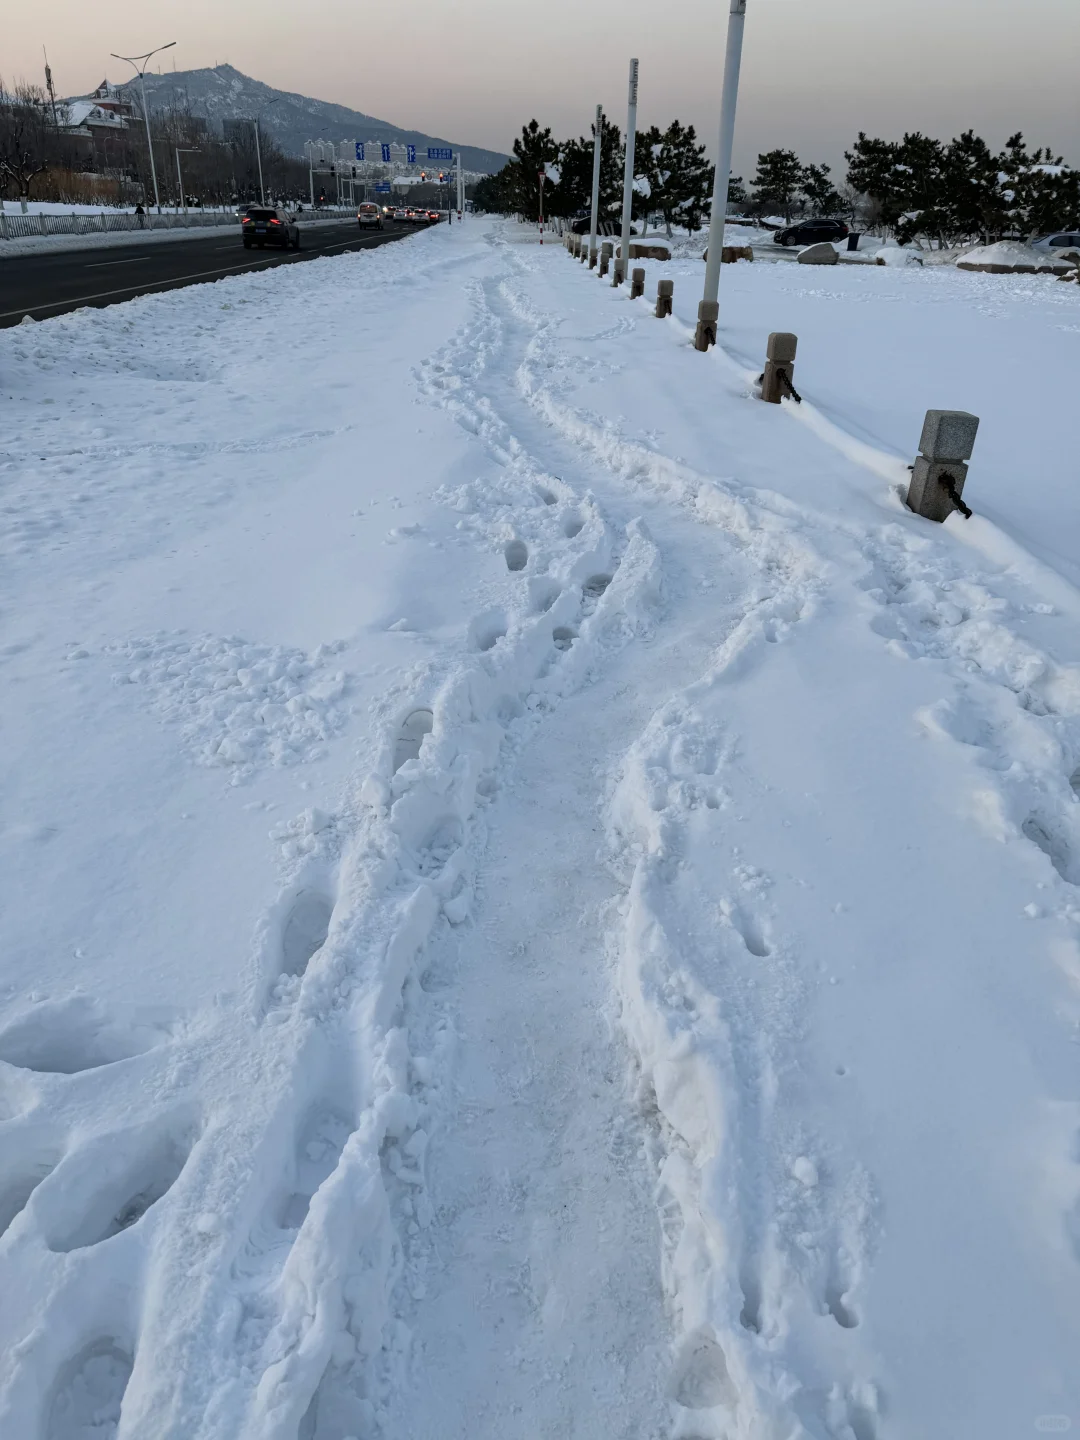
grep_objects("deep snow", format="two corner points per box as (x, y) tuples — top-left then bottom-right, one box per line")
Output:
(1, 215), (1078, 1440)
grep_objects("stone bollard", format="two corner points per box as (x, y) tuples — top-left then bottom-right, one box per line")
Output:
(906, 410), (980, 522)
(580, 241), (588, 263)
(693, 300), (719, 351)
(655, 278), (673, 318)
(599, 241), (612, 278)
(630, 267), (645, 298)
(612, 258), (625, 287)
(761, 333), (799, 404)
(589, 245), (598, 270)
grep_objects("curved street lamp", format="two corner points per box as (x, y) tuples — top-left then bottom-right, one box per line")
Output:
(111, 41), (176, 214)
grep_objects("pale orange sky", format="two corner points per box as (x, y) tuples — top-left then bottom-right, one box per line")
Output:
(10, 0), (1080, 172)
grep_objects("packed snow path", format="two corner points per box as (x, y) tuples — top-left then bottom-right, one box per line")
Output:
(1, 219), (1078, 1439)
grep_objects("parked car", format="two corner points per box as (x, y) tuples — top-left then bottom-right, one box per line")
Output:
(774, 218), (849, 247)
(1031, 230), (1080, 253)
(241, 207), (300, 250)
(358, 202), (383, 229)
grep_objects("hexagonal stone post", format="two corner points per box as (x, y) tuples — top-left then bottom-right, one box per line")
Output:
(630, 267), (645, 298)
(655, 279), (674, 317)
(599, 241), (612, 278)
(693, 300), (719, 351)
(761, 332), (798, 404)
(589, 245), (598, 269)
(906, 410), (980, 522)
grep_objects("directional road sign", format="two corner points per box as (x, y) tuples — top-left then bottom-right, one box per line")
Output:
(407, 145), (416, 164)
(354, 142), (365, 161)
(381, 143), (391, 162)
(427, 147), (453, 161)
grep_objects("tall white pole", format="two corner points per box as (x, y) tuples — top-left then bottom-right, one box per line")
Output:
(588, 102), (603, 263)
(138, 72), (161, 213)
(616, 59), (639, 286)
(255, 122), (265, 206)
(696, 0), (748, 349)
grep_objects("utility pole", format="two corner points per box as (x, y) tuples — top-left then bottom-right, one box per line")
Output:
(176, 147), (198, 214)
(695, 0), (748, 350)
(588, 103), (603, 265)
(539, 169), (545, 242)
(616, 59), (639, 285)
(112, 41), (176, 213)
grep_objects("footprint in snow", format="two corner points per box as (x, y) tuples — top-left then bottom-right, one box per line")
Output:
(504, 538), (528, 573)
(281, 891), (334, 977)
(46, 1340), (133, 1440)
(393, 708), (433, 773)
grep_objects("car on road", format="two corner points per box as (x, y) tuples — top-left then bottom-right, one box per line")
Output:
(774, 218), (849, 247)
(392, 207), (409, 222)
(426, 211), (441, 223)
(1031, 230), (1080, 253)
(357, 202), (383, 229)
(241, 207), (300, 250)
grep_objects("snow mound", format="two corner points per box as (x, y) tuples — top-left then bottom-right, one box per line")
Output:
(875, 245), (924, 267)
(957, 241), (1073, 274)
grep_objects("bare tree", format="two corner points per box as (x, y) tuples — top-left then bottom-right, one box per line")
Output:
(0, 80), (51, 207)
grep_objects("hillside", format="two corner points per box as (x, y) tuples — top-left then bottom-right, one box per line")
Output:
(115, 64), (507, 173)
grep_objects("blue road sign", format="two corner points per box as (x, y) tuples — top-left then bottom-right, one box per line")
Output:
(381, 143), (391, 163)
(354, 142), (365, 161)
(407, 145), (416, 164)
(427, 147), (453, 161)
(374, 182), (392, 193)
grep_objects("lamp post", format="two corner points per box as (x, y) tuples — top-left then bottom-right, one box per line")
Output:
(695, 0), (748, 351)
(111, 41), (175, 214)
(175, 147), (199, 214)
(253, 98), (280, 207)
(616, 59), (639, 285)
(588, 103), (603, 265)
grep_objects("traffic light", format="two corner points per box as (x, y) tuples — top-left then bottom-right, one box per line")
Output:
(438, 172), (444, 183)
(420, 170), (426, 180)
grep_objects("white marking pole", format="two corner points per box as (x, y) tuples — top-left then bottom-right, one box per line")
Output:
(697, 0), (747, 347)
(617, 59), (639, 285)
(588, 102), (603, 261)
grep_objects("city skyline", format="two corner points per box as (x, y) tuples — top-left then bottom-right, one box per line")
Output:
(8, 0), (1080, 175)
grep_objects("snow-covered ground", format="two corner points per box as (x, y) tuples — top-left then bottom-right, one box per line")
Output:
(1, 216), (1079, 1440)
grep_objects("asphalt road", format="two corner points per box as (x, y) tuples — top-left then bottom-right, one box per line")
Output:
(0, 218), (419, 328)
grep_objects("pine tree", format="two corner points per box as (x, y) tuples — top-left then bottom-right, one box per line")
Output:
(800, 163), (841, 218)
(751, 150), (805, 220)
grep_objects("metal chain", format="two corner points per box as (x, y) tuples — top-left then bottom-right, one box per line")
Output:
(940, 472), (972, 519)
(777, 368), (803, 404)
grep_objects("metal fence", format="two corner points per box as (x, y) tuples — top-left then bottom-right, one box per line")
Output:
(0, 206), (356, 242)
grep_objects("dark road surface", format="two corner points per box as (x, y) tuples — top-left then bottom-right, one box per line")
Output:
(0, 219), (418, 328)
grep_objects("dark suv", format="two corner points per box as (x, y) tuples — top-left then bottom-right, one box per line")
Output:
(241, 207), (301, 250)
(774, 218), (849, 247)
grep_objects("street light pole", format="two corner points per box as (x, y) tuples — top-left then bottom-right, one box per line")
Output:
(175, 147), (199, 214)
(695, 0), (748, 351)
(588, 103), (603, 264)
(616, 59), (639, 286)
(111, 41), (175, 214)
(254, 98), (280, 207)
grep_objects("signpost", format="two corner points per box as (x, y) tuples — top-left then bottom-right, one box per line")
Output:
(427, 147), (453, 162)
(354, 142), (365, 162)
(407, 144), (416, 164)
(375, 182), (391, 193)
(381, 143), (391, 163)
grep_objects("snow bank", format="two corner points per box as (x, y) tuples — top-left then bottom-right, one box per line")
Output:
(957, 240), (1073, 273)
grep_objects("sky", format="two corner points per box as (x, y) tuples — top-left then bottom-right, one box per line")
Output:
(10, 0), (1080, 175)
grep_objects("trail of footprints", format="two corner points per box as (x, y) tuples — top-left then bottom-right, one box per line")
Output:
(1, 306), (642, 1437)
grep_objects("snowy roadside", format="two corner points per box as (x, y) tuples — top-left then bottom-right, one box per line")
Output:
(1, 211), (1078, 1440)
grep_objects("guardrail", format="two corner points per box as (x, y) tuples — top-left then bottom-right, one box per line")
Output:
(0, 206), (356, 241)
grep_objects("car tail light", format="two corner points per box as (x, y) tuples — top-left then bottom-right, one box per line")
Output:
(242, 216), (252, 225)
(269, 218), (281, 226)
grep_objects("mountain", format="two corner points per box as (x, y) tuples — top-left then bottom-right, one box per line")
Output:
(115, 64), (507, 174)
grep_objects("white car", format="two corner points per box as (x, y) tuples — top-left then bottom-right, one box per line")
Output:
(1031, 230), (1080, 253)
(357, 202), (383, 229)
